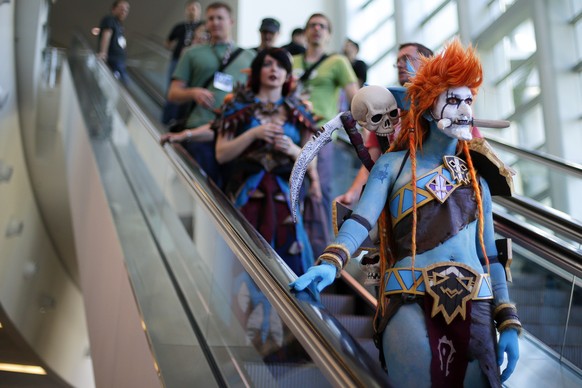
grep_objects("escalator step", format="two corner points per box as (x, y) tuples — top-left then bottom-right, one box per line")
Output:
(526, 323), (582, 345)
(509, 287), (571, 307)
(562, 345), (582, 369)
(334, 314), (374, 338)
(510, 272), (547, 289)
(243, 362), (331, 387)
(570, 306), (582, 324)
(321, 293), (355, 315)
(518, 305), (569, 325)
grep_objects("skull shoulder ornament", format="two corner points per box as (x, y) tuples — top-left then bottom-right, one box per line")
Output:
(351, 85), (398, 137)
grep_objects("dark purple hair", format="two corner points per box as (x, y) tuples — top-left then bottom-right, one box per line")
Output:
(250, 47), (293, 96)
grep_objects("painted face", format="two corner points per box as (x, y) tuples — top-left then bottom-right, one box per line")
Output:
(260, 55), (288, 89)
(396, 45), (421, 86)
(431, 86), (474, 141)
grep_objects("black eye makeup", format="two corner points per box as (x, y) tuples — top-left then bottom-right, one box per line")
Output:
(445, 93), (472, 107)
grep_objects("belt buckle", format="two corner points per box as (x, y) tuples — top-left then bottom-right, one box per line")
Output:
(423, 262), (480, 324)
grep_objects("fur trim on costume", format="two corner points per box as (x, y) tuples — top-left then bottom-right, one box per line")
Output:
(214, 85), (318, 137)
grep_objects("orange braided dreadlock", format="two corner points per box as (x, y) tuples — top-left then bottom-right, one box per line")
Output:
(463, 141), (490, 274)
(376, 39), (487, 321)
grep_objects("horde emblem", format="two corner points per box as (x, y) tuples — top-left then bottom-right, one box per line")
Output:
(426, 173), (455, 203)
(438, 335), (456, 376)
(423, 263), (479, 325)
(444, 155), (470, 185)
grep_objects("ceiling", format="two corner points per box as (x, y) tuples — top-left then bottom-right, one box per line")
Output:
(47, 0), (215, 48)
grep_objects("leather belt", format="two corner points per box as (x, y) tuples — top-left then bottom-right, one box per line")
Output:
(384, 264), (493, 300)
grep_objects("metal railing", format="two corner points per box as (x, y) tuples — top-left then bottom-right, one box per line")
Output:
(70, 32), (392, 387)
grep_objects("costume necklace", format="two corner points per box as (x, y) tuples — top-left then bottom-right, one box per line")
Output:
(257, 100), (280, 115)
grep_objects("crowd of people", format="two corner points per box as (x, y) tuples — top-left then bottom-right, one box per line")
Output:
(97, 1), (521, 385)
(154, 5), (364, 261)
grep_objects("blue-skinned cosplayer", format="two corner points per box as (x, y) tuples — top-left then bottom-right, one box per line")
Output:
(290, 39), (521, 387)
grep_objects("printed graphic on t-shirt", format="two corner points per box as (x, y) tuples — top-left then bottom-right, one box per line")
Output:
(118, 36), (126, 49)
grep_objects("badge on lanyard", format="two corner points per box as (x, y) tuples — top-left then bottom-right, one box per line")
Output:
(214, 71), (233, 92)
(118, 36), (127, 49)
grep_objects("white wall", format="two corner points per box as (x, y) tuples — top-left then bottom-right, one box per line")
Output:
(1, 1), (94, 387)
(46, 0), (349, 53)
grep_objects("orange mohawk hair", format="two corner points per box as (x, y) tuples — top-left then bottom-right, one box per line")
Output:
(394, 38), (483, 151)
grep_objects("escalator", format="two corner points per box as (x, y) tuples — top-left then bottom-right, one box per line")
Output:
(67, 34), (582, 386)
(65, 35), (391, 387)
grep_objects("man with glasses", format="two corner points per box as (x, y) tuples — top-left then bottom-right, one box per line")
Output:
(292, 13), (359, 254)
(395, 43), (433, 87)
(336, 42), (433, 207)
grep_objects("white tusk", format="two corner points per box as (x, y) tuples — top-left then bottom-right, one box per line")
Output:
(437, 118), (452, 129)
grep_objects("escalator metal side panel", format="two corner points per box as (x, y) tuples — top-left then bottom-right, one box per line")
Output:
(68, 35), (393, 387)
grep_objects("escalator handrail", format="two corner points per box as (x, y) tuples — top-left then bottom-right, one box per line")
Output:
(164, 143), (392, 387)
(73, 33), (392, 387)
(493, 194), (582, 243)
(493, 209), (582, 278)
(66, 46), (230, 385)
(486, 136), (582, 178)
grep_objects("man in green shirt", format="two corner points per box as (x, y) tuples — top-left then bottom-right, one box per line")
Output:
(292, 13), (359, 253)
(168, 2), (255, 183)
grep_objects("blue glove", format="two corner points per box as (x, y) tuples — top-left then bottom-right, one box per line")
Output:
(497, 328), (519, 382)
(289, 263), (337, 292)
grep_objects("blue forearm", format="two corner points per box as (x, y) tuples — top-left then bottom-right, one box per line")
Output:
(336, 218), (370, 254)
(488, 262), (511, 305)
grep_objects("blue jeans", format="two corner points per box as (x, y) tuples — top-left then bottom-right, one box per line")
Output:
(182, 140), (222, 187)
(107, 58), (129, 85)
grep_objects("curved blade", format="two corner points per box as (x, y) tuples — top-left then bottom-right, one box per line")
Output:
(290, 113), (344, 223)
